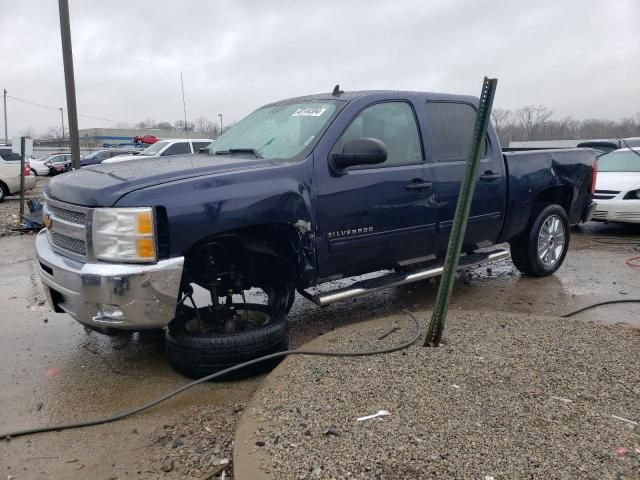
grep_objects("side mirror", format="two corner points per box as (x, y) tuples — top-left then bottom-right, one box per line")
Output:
(198, 147), (209, 154)
(331, 138), (387, 172)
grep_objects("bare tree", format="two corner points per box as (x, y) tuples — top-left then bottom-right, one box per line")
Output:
(43, 126), (63, 139)
(155, 121), (174, 131)
(493, 105), (639, 145)
(136, 118), (157, 129)
(491, 108), (512, 144)
(514, 105), (553, 140)
(20, 126), (36, 137)
(174, 120), (195, 132)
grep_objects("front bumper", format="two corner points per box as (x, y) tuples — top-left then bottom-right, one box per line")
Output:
(592, 199), (640, 224)
(35, 230), (184, 330)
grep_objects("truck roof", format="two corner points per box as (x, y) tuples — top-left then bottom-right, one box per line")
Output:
(269, 90), (479, 106)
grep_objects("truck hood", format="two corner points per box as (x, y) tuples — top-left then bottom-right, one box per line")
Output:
(596, 171), (640, 192)
(46, 154), (273, 206)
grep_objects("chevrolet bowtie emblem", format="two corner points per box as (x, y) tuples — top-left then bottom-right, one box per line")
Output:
(43, 213), (53, 230)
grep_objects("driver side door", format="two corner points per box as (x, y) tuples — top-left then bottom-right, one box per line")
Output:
(314, 101), (437, 280)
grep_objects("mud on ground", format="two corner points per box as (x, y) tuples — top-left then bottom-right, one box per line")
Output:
(0, 214), (639, 478)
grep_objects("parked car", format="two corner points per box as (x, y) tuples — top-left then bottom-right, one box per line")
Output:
(29, 153), (70, 176)
(133, 134), (160, 145)
(102, 139), (212, 164)
(36, 90), (596, 378)
(81, 149), (132, 167)
(0, 154), (35, 202)
(577, 138), (640, 157)
(592, 147), (640, 223)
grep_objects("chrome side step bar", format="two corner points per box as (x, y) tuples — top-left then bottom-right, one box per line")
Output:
(302, 248), (510, 307)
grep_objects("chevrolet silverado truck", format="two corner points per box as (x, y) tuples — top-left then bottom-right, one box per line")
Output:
(35, 90), (597, 378)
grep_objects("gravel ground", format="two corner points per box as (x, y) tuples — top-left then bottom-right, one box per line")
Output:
(149, 400), (245, 478)
(244, 311), (640, 479)
(0, 176), (48, 236)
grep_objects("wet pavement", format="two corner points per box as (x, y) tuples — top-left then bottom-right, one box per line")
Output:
(0, 222), (639, 478)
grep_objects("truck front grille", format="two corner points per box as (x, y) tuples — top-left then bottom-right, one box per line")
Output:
(45, 197), (89, 259)
(50, 231), (88, 256)
(47, 203), (86, 225)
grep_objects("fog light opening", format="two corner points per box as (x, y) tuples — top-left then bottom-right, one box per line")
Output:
(95, 304), (125, 322)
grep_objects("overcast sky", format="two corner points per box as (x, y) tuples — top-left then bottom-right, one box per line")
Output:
(1, 0), (639, 137)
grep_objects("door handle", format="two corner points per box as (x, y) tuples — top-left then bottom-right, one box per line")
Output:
(479, 171), (500, 181)
(405, 180), (433, 191)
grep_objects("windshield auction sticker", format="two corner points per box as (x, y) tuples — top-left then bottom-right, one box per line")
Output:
(292, 107), (327, 117)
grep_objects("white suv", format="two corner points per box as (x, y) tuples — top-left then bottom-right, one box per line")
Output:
(102, 139), (212, 164)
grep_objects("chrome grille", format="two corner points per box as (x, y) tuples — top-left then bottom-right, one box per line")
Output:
(47, 204), (86, 224)
(50, 231), (87, 256)
(45, 197), (89, 259)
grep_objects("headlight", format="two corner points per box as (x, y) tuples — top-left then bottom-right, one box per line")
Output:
(92, 207), (156, 262)
(623, 190), (640, 200)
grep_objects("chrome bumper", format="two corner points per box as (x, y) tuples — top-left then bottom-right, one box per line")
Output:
(35, 230), (184, 330)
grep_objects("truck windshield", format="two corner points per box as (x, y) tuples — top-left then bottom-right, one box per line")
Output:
(598, 149), (640, 172)
(140, 141), (169, 156)
(209, 101), (341, 162)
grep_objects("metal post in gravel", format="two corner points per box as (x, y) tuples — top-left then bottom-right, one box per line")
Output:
(424, 77), (498, 347)
(19, 136), (25, 217)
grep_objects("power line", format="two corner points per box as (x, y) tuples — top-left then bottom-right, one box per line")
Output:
(6, 94), (133, 126)
(7, 95), (59, 112)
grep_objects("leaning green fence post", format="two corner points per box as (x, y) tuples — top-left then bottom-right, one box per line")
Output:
(424, 77), (498, 347)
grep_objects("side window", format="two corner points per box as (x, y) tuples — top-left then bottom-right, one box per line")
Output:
(162, 142), (191, 156)
(337, 102), (423, 167)
(192, 141), (211, 152)
(425, 102), (487, 162)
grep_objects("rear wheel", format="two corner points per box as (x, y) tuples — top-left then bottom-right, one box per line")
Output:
(31, 169), (38, 177)
(0, 182), (8, 203)
(510, 204), (570, 276)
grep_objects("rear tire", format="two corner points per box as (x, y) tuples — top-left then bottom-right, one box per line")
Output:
(510, 204), (570, 277)
(165, 305), (289, 380)
(0, 182), (8, 203)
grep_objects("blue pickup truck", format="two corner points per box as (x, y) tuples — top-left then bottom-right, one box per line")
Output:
(36, 90), (596, 378)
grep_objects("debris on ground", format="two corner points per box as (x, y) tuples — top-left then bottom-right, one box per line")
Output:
(356, 409), (390, 422)
(0, 177), (47, 237)
(150, 402), (243, 478)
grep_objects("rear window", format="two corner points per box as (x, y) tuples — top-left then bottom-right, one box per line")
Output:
(0, 149), (21, 161)
(425, 102), (487, 161)
(192, 141), (211, 152)
(598, 150), (640, 172)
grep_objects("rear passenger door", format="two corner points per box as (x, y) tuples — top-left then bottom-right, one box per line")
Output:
(424, 101), (506, 256)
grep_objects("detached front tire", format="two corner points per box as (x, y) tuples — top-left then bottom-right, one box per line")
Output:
(510, 204), (570, 277)
(165, 304), (289, 380)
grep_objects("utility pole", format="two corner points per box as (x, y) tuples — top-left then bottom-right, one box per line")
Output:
(218, 113), (223, 136)
(3, 89), (7, 145)
(59, 107), (65, 140)
(58, 0), (81, 169)
(180, 72), (187, 131)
